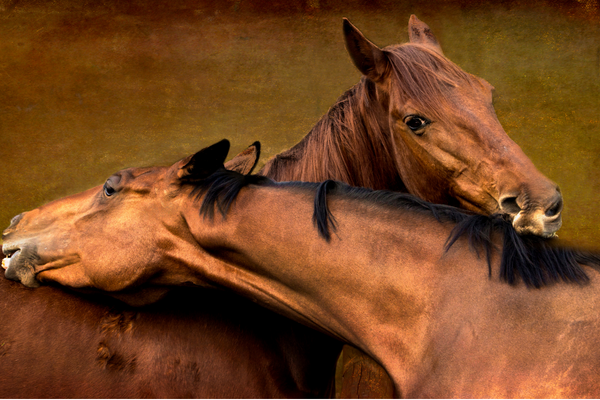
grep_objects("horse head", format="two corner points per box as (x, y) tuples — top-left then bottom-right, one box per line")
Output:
(343, 16), (562, 238)
(1, 141), (259, 294)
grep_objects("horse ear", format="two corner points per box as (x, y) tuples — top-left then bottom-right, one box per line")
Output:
(223, 141), (261, 174)
(408, 15), (444, 56)
(176, 139), (231, 180)
(343, 18), (388, 83)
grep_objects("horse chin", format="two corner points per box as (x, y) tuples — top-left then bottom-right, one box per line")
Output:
(512, 210), (562, 238)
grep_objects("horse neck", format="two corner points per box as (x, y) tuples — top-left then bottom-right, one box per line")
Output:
(182, 184), (454, 372)
(259, 78), (405, 191)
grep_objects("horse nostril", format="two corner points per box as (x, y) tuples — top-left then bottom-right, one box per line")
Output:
(499, 196), (521, 215)
(9, 213), (24, 228)
(545, 198), (563, 218)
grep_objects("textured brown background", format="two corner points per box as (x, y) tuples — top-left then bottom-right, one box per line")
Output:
(0, 1), (598, 396)
(0, 0), (598, 247)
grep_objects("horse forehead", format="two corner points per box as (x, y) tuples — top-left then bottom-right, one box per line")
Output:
(436, 78), (495, 122)
(119, 166), (167, 188)
(385, 45), (493, 111)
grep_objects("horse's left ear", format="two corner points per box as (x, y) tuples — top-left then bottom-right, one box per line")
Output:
(343, 18), (389, 83)
(408, 15), (444, 56)
(224, 141), (261, 174)
(176, 139), (231, 180)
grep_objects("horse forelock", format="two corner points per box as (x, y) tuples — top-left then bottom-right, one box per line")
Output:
(385, 44), (479, 120)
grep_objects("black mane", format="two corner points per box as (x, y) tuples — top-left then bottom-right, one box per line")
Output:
(314, 179), (597, 288)
(192, 169), (599, 288)
(189, 167), (272, 220)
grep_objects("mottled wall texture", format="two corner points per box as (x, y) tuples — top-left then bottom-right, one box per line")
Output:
(1, 0), (598, 252)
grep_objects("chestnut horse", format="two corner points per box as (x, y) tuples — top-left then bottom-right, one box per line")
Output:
(2, 15), (564, 397)
(3, 140), (599, 398)
(1, 143), (339, 399)
(261, 16), (562, 238)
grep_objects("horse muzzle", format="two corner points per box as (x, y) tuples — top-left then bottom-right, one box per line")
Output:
(498, 184), (563, 238)
(2, 245), (40, 288)
(2, 249), (20, 270)
(512, 208), (562, 238)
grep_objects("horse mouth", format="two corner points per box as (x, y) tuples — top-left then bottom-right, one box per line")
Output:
(2, 248), (20, 271)
(1, 246), (41, 288)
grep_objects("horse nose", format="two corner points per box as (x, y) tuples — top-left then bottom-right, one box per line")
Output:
(544, 195), (563, 218)
(2, 213), (26, 240)
(9, 213), (25, 228)
(499, 187), (563, 238)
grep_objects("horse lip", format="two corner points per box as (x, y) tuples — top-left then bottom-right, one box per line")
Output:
(2, 240), (22, 256)
(2, 249), (20, 270)
(512, 211), (561, 238)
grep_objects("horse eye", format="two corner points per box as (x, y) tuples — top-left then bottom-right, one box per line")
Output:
(103, 183), (116, 197)
(404, 116), (429, 133)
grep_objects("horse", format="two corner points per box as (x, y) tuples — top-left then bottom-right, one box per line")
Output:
(260, 16), (562, 239)
(0, 144), (341, 399)
(4, 140), (599, 398)
(2, 15), (564, 397)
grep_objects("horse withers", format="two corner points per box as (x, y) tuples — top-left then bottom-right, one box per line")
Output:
(3, 140), (599, 398)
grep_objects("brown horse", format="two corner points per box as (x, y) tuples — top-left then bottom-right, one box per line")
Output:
(261, 16), (562, 238)
(1, 15), (565, 397)
(4, 140), (599, 398)
(1, 144), (342, 398)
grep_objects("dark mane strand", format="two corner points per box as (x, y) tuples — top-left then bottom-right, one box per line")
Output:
(330, 183), (473, 224)
(313, 179), (472, 241)
(313, 180), (339, 242)
(446, 215), (595, 288)
(187, 168), (272, 220)
(444, 214), (497, 278)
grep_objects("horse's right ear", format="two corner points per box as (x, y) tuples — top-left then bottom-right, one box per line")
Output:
(224, 141), (261, 174)
(343, 18), (388, 83)
(176, 139), (231, 181)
